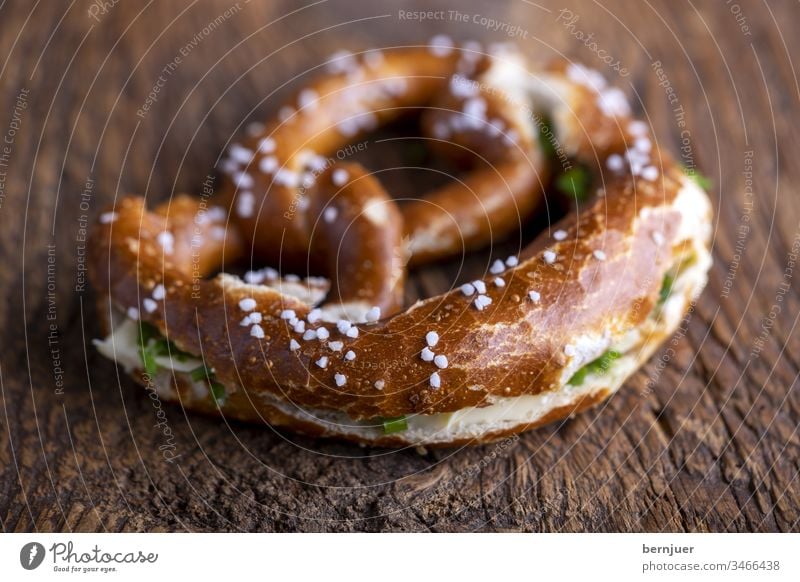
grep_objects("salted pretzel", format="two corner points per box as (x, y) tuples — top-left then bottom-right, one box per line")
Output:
(217, 44), (544, 321)
(91, 39), (712, 446)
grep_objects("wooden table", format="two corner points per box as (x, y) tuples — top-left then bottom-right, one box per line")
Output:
(2, 0), (798, 532)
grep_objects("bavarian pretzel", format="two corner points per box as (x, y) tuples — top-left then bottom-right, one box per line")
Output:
(90, 40), (713, 446)
(218, 44), (543, 319)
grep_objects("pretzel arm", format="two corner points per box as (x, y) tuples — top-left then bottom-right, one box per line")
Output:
(308, 163), (405, 320)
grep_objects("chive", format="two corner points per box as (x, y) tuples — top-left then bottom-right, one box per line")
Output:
(139, 345), (159, 376)
(138, 322), (160, 345)
(190, 365), (225, 404)
(537, 116), (557, 159)
(136, 322), (194, 376)
(190, 365), (211, 383)
(567, 367), (588, 386)
(685, 168), (712, 190)
(152, 339), (172, 356)
(590, 350), (621, 374)
(382, 416), (408, 434)
(567, 350), (621, 386)
(143, 341), (172, 376)
(137, 323), (161, 376)
(658, 273), (675, 305)
(210, 381), (226, 405)
(556, 166), (592, 202)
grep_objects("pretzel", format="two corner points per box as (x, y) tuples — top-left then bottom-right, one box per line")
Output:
(90, 40), (713, 446)
(217, 44), (543, 319)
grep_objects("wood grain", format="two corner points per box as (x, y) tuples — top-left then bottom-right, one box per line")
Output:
(1, 0), (798, 532)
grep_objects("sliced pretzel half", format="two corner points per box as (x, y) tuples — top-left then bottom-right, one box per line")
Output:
(91, 41), (712, 446)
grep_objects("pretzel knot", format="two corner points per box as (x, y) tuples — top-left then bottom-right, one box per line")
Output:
(91, 40), (713, 446)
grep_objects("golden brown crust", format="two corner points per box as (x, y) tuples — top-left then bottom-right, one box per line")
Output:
(90, 169), (684, 417)
(218, 47), (545, 274)
(307, 163), (406, 317)
(89, 42), (712, 445)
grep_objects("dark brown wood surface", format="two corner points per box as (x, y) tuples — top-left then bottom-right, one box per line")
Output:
(1, 0), (798, 532)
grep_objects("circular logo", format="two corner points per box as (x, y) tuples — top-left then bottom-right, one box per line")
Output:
(19, 542), (45, 570)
